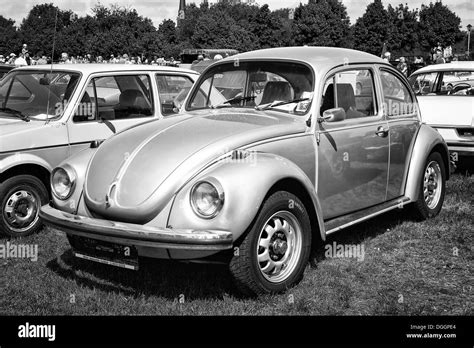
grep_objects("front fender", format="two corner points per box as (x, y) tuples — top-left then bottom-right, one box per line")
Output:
(167, 152), (326, 243)
(405, 124), (450, 202)
(51, 147), (98, 213)
(0, 152), (52, 175)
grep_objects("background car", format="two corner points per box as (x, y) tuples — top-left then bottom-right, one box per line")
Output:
(0, 64), (198, 237)
(0, 64), (14, 79)
(409, 62), (474, 167)
(41, 47), (449, 296)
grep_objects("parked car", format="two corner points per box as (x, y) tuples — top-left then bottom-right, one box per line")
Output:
(0, 64), (14, 79)
(0, 64), (199, 237)
(40, 47), (449, 296)
(409, 62), (474, 166)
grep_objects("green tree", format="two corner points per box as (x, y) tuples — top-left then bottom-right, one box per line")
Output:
(387, 4), (421, 56)
(88, 4), (156, 58)
(353, 0), (394, 56)
(19, 4), (75, 58)
(292, 0), (352, 47)
(250, 5), (290, 48)
(418, 1), (463, 50)
(155, 19), (182, 59)
(0, 16), (21, 55)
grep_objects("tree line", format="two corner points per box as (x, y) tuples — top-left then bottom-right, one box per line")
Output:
(0, 0), (471, 62)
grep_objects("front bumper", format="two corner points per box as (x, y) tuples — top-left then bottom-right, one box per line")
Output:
(40, 204), (233, 251)
(447, 143), (474, 157)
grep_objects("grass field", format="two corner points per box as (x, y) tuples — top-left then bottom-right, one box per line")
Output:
(1, 171), (472, 316)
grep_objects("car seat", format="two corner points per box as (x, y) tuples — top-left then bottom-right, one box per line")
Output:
(114, 89), (151, 119)
(260, 81), (293, 105)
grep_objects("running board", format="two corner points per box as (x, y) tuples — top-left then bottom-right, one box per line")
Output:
(324, 197), (411, 235)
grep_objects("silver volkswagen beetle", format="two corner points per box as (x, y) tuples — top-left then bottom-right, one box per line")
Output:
(40, 47), (450, 295)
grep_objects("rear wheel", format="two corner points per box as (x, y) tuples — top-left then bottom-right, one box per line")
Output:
(229, 191), (311, 296)
(410, 152), (446, 220)
(0, 175), (48, 237)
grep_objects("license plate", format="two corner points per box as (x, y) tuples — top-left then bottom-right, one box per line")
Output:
(70, 235), (139, 270)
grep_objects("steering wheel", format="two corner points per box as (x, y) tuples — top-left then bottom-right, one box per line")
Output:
(448, 83), (471, 95)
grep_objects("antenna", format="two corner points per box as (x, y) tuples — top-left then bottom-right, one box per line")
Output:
(45, 7), (59, 124)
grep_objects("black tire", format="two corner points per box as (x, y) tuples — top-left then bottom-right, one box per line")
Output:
(0, 175), (48, 237)
(229, 191), (312, 296)
(410, 152), (446, 220)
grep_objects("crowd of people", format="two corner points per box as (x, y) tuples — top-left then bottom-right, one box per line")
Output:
(58, 52), (179, 66)
(380, 42), (461, 77)
(0, 42), (466, 73)
(0, 43), (180, 67)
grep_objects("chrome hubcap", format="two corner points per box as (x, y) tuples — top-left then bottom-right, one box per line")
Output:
(257, 211), (302, 283)
(423, 161), (442, 209)
(3, 190), (39, 233)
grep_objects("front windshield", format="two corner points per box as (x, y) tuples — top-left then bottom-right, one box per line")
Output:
(186, 61), (314, 115)
(0, 70), (81, 120)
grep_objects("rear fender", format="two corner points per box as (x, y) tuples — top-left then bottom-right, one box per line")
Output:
(405, 124), (449, 201)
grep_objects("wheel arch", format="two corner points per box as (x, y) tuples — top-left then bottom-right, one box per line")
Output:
(0, 163), (51, 198)
(168, 152), (327, 244)
(405, 124), (449, 201)
(266, 177), (326, 246)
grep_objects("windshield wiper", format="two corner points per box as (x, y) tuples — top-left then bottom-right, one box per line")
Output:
(210, 95), (256, 109)
(255, 97), (310, 111)
(0, 107), (30, 122)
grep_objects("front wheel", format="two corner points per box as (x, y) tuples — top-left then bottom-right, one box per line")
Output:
(229, 191), (312, 296)
(409, 152), (446, 220)
(0, 175), (49, 237)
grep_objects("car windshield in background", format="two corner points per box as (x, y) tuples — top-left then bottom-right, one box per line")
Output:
(0, 70), (81, 121)
(186, 61), (314, 115)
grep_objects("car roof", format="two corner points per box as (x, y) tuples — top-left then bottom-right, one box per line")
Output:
(411, 61), (474, 75)
(11, 63), (199, 76)
(218, 46), (388, 73)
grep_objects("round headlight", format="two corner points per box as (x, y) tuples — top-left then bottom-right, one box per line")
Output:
(190, 180), (224, 219)
(51, 165), (76, 200)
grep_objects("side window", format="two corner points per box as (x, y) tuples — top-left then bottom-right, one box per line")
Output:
(74, 74), (153, 122)
(155, 75), (193, 116)
(439, 71), (474, 96)
(380, 70), (414, 117)
(409, 72), (438, 95)
(320, 68), (377, 119)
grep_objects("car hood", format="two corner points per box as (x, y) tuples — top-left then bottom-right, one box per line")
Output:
(0, 117), (58, 152)
(84, 109), (307, 223)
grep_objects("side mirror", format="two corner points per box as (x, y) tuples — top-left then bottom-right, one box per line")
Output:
(320, 107), (346, 123)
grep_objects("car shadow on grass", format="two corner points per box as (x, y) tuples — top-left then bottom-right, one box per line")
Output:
(45, 208), (407, 300)
(46, 248), (236, 300)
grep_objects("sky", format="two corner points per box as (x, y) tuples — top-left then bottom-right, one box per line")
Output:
(1, 0), (473, 29)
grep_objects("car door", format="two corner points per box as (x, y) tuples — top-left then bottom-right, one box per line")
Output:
(317, 66), (389, 220)
(66, 72), (156, 155)
(379, 68), (419, 200)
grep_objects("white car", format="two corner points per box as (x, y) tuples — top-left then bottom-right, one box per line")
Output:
(0, 64), (199, 237)
(409, 62), (474, 166)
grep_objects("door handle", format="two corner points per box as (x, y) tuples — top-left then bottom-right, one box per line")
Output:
(375, 126), (389, 137)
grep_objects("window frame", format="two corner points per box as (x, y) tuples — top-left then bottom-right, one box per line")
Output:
(379, 67), (417, 119)
(185, 60), (315, 116)
(319, 65), (381, 124)
(155, 73), (195, 116)
(72, 72), (155, 123)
